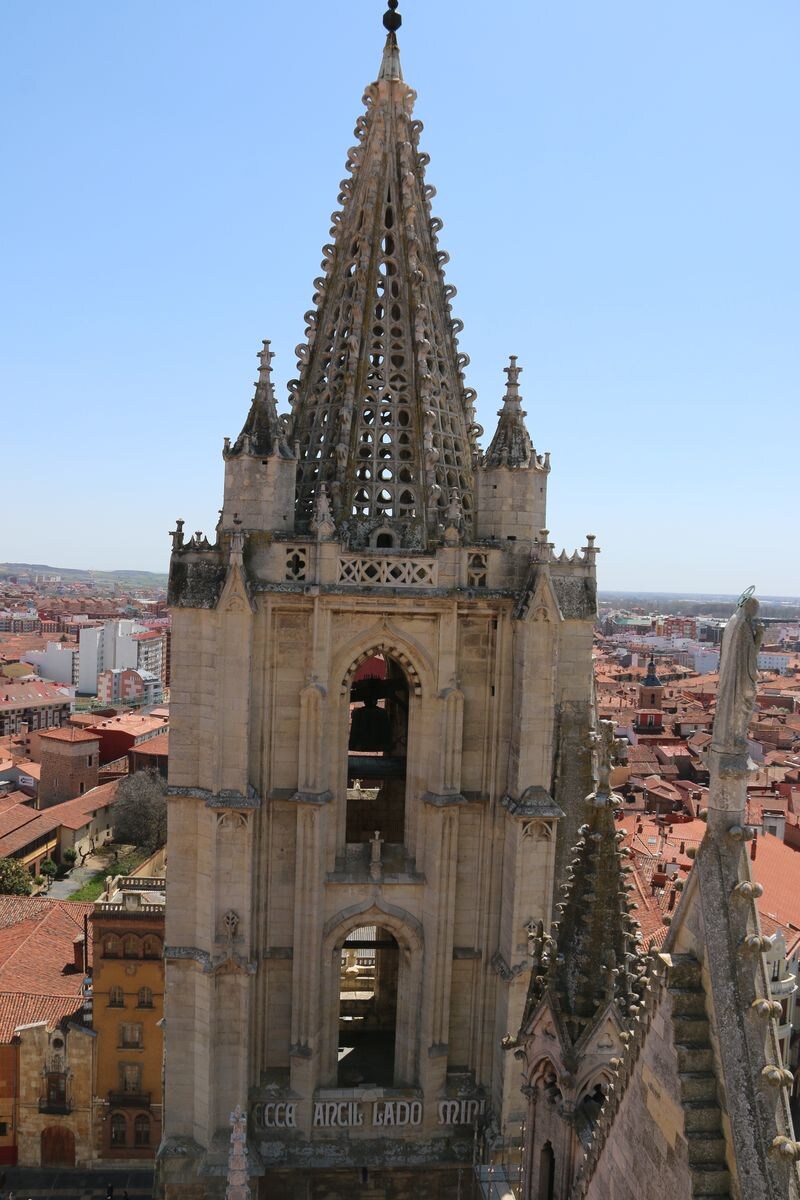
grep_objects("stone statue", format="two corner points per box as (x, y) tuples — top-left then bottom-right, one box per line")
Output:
(590, 719), (623, 796)
(711, 594), (764, 758)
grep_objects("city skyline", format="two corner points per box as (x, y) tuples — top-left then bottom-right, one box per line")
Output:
(2, 1), (798, 592)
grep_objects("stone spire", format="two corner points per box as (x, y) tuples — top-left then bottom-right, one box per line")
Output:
(226, 340), (291, 461)
(287, 9), (480, 546)
(525, 720), (646, 1044)
(483, 356), (533, 468)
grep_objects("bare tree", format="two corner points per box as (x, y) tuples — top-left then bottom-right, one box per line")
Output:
(113, 770), (168, 852)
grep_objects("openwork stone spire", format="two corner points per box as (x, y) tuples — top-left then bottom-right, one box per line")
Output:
(525, 720), (646, 1043)
(287, 24), (480, 547)
(483, 356), (534, 468)
(226, 340), (291, 460)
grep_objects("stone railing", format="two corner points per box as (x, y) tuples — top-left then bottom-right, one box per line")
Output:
(337, 556), (437, 587)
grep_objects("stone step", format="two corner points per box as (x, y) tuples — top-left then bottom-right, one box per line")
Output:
(677, 1044), (714, 1073)
(673, 1015), (711, 1044)
(691, 1166), (731, 1195)
(668, 954), (703, 989)
(683, 1103), (724, 1134)
(670, 987), (708, 1017)
(688, 1135), (728, 1166)
(680, 1073), (719, 1103)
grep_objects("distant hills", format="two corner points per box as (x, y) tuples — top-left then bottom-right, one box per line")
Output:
(0, 563), (168, 590)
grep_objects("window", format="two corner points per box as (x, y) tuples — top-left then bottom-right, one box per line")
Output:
(109, 985), (124, 1008)
(134, 1114), (150, 1147)
(0, 1121), (7, 1136)
(142, 936), (161, 959)
(104, 936), (121, 958)
(46, 1072), (67, 1106)
(110, 1113), (126, 1147)
(137, 987), (153, 1008)
(119, 1023), (142, 1049)
(120, 1063), (142, 1094)
(87, 755), (93, 766)
(123, 936), (139, 958)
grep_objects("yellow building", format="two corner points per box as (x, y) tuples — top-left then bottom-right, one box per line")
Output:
(90, 875), (165, 1160)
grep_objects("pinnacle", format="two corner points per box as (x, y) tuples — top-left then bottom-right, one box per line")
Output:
(483, 357), (533, 469)
(524, 721), (645, 1042)
(378, 31), (403, 82)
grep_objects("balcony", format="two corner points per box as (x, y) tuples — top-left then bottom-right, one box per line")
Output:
(770, 973), (797, 998)
(39, 1097), (71, 1115)
(108, 1091), (151, 1108)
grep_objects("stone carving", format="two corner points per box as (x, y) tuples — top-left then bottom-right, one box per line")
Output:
(225, 1104), (251, 1200)
(711, 593), (764, 760)
(338, 555), (435, 586)
(223, 909), (240, 947)
(590, 719), (624, 795)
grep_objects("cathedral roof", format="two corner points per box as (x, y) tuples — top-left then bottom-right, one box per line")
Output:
(286, 14), (480, 547)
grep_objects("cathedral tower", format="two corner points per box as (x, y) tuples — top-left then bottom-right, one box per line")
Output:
(160, 7), (597, 1197)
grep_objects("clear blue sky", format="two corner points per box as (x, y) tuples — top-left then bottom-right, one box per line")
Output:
(2, 1), (798, 596)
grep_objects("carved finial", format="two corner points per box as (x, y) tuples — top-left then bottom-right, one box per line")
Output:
(257, 339), (275, 382)
(170, 518), (185, 552)
(383, 0), (401, 32)
(504, 355), (522, 393)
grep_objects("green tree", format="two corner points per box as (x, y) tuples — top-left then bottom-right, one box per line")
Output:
(113, 770), (168, 853)
(0, 857), (33, 895)
(40, 859), (58, 879)
(62, 847), (78, 866)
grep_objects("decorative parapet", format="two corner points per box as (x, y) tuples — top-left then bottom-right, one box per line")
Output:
(338, 555), (437, 587)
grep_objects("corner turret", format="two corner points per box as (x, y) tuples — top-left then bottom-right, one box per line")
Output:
(220, 340), (296, 533)
(475, 357), (550, 546)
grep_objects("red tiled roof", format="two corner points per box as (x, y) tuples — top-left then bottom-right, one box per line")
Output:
(39, 727), (99, 744)
(131, 732), (169, 757)
(0, 779), (119, 857)
(0, 993), (84, 1042)
(0, 896), (94, 1040)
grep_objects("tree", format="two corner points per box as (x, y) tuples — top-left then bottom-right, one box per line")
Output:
(113, 770), (168, 853)
(40, 859), (58, 879)
(63, 847), (78, 866)
(0, 857), (33, 895)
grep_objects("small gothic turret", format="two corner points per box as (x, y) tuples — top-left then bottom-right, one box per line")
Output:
(483, 356), (533, 468)
(226, 340), (292, 462)
(475, 357), (550, 544)
(220, 340), (296, 533)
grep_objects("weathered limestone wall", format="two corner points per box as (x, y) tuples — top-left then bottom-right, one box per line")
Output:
(16, 1023), (95, 1168)
(583, 989), (690, 1200)
(475, 465), (547, 545)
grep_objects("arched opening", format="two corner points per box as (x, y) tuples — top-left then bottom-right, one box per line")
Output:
(337, 924), (399, 1086)
(538, 1141), (555, 1200)
(347, 654), (408, 845)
